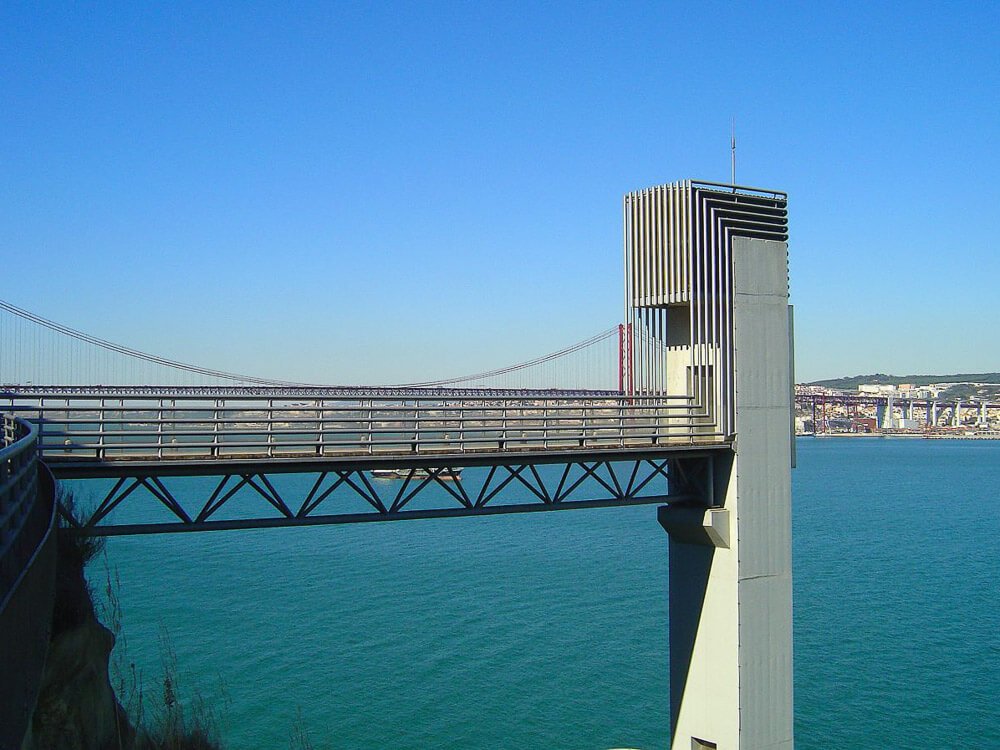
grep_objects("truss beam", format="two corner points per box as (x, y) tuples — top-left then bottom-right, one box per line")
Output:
(57, 455), (714, 536)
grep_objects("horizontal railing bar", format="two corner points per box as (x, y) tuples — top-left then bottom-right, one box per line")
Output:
(35, 420), (715, 436)
(10, 390), (728, 466)
(28, 417), (708, 432)
(37, 422), (715, 439)
(1, 392), (695, 403)
(0, 418), (37, 461)
(40, 429), (719, 446)
(3, 398), (696, 414)
(38, 432), (725, 453)
(689, 179), (788, 198)
(7, 408), (702, 424)
(39, 439), (714, 454)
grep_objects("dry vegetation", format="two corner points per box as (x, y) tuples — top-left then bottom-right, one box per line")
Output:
(61, 488), (324, 750)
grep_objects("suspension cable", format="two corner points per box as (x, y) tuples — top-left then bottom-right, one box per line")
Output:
(0, 299), (308, 386)
(395, 327), (618, 387)
(1, 299), (620, 389)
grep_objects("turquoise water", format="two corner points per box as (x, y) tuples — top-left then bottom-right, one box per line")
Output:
(793, 438), (999, 748)
(81, 438), (1000, 748)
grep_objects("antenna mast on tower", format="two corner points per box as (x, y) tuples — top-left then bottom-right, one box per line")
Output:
(731, 118), (736, 190)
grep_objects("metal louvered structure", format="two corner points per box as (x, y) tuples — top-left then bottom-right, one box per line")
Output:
(623, 179), (788, 437)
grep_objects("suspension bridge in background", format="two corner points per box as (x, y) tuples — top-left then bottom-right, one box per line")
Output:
(0, 296), (640, 392)
(0, 297), (713, 535)
(1, 180), (795, 750)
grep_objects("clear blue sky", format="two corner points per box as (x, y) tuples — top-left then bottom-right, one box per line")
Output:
(2, 1), (997, 383)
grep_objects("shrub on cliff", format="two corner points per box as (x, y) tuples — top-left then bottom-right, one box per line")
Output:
(51, 489), (104, 635)
(133, 632), (224, 750)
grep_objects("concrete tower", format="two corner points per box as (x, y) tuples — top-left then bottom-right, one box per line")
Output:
(623, 180), (794, 750)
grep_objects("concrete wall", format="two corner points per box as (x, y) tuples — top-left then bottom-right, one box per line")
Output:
(732, 238), (794, 749)
(665, 237), (793, 750)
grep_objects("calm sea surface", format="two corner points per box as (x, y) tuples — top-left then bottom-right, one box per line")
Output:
(78, 438), (1000, 749)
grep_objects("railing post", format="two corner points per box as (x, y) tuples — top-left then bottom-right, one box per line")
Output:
(158, 398), (165, 459)
(35, 397), (45, 458)
(367, 400), (374, 455)
(211, 399), (221, 458)
(459, 402), (466, 452)
(411, 400), (419, 454)
(542, 398), (548, 449)
(267, 398), (274, 458)
(619, 397), (625, 448)
(97, 397), (105, 461)
(316, 399), (324, 457)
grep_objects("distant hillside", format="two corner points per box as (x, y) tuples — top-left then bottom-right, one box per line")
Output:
(808, 373), (1000, 389)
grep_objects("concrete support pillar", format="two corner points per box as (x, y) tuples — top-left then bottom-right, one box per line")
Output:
(929, 401), (937, 426)
(883, 395), (895, 429)
(954, 401), (962, 427)
(660, 238), (793, 750)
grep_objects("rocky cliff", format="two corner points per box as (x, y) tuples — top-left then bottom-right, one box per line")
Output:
(21, 530), (134, 750)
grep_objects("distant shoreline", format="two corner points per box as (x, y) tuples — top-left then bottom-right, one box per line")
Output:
(806, 372), (1000, 389)
(797, 432), (1000, 441)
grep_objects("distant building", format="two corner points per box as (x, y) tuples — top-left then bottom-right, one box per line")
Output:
(853, 417), (877, 433)
(858, 384), (896, 394)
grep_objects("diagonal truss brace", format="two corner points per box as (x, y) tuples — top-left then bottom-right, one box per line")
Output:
(64, 456), (716, 536)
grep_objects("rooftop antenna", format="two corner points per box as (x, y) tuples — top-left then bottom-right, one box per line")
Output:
(731, 118), (736, 191)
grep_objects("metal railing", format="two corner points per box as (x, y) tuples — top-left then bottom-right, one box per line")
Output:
(0, 415), (44, 608)
(1, 391), (725, 463)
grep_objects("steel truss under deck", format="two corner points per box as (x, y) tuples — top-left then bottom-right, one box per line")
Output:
(52, 449), (722, 536)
